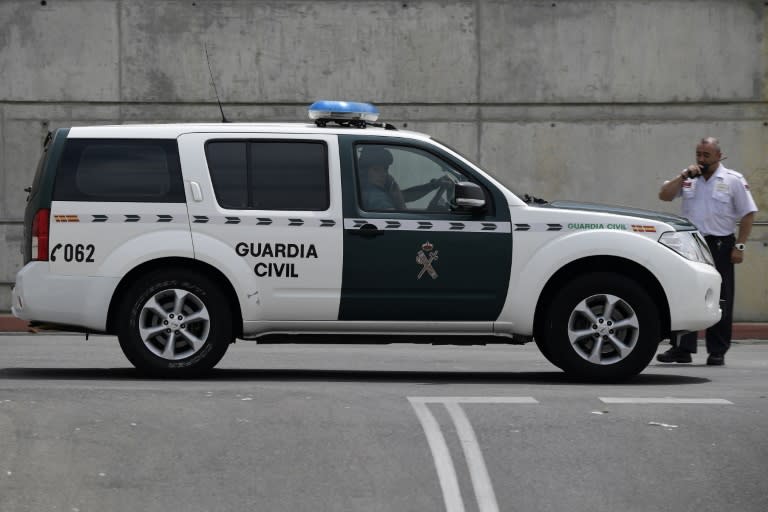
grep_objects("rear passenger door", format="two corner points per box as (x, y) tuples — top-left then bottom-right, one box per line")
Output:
(178, 133), (343, 322)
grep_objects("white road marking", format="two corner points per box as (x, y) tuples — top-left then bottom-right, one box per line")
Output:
(409, 396), (731, 511)
(409, 396), (539, 404)
(445, 402), (499, 512)
(408, 399), (465, 512)
(600, 397), (733, 404)
(408, 397), (538, 512)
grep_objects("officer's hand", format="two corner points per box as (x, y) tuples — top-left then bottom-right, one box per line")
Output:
(431, 176), (452, 188)
(682, 165), (701, 179)
(731, 247), (744, 264)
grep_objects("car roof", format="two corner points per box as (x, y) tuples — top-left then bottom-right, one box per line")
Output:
(67, 123), (432, 141)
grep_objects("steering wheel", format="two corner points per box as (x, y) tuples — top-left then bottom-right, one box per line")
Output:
(426, 181), (452, 211)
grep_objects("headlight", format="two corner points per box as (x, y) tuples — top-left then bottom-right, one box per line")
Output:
(659, 231), (715, 265)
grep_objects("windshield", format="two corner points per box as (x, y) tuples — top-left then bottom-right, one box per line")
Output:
(430, 137), (544, 203)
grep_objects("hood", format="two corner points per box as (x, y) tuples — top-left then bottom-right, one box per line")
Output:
(541, 200), (696, 231)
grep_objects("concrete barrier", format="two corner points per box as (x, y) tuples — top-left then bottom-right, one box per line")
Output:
(1, 0), (765, 318)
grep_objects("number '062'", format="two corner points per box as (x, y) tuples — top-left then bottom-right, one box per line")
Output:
(51, 243), (95, 263)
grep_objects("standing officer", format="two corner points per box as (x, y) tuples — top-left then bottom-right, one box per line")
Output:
(657, 137), (758, 365)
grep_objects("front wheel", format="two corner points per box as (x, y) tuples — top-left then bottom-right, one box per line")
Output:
(540, 272), (661, 380)
(117, 270), (234, 377)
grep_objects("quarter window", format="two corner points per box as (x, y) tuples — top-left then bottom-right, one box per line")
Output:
(54, 139), (184, 202)
(206, 141), (329, 211)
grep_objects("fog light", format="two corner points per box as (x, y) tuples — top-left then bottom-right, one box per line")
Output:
(704, 288), (714, 307)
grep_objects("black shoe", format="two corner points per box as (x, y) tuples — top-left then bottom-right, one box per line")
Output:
(656, 347), (692, 363)
(706, 354), (725, 366)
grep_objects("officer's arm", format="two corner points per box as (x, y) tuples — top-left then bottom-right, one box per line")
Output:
(659, 165), (698, 201)
(402, 177), (451, 202)
(732, 211), (755, 264)
(736, 211), (755, 246)
(659, 176), (684, 201)
(402, 181), (437, 202)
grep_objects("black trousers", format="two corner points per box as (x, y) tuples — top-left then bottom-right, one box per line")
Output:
(675, 234), (735, 355)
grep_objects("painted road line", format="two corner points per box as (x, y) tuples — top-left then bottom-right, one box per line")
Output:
(408, 399), (465, 512)
(445, 402), (499, 512)
(408, 397), (538, 512)
(409, 397), (539, 404)
(600, 398), (734, 404)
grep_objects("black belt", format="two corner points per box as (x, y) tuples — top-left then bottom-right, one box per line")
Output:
(704, 234), (734, 241)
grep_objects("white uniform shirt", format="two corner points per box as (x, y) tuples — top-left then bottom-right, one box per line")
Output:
(677, 164), (758, 236)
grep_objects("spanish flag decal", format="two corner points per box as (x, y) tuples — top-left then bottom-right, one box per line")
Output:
(54, 215), (80, 223)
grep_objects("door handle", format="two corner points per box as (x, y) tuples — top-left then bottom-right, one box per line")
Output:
(350, 223), (385, 237)
(189, 181), (203, 202)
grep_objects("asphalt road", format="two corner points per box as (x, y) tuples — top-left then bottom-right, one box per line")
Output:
(1, 334), (767, 512)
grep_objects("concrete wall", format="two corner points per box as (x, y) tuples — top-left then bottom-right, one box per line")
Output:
(1, 0), (766, 319)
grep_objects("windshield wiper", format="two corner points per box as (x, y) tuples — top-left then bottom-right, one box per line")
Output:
(523, 193), (548, 205)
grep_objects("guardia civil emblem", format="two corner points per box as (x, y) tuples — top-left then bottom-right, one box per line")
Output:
(416, 241), (439, 280)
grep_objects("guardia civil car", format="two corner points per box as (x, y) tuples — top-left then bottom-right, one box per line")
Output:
(12, 101), (721, 379)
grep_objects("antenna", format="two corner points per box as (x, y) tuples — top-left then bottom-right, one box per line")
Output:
(204, 43), (229, 123)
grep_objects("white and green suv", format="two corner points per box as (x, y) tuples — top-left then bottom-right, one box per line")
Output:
(12, 101), (721, 379)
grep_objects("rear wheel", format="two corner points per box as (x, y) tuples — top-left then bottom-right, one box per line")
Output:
(540, 272), (660, 380)
(117, 270), (233, 377)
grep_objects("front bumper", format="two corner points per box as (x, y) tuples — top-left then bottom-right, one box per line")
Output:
(664, 260), (722, 332)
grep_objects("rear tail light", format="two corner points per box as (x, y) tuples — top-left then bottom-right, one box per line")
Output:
(31, 208), (50, 261)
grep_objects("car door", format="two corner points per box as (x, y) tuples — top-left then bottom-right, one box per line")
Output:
(178, 132), (344, 322)
(338, 135), (512, 321)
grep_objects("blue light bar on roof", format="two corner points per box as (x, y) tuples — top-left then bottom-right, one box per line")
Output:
(308, 100), (380, 123)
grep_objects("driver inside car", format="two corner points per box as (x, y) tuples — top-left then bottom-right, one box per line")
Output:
(358, 146), (453, 211)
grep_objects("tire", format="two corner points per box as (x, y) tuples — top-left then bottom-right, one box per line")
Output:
(117, 269), (234, 377)
(539, 272), (660, 380)
(534, 335), (564, 370)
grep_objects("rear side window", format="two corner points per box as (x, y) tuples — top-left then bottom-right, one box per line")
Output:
(53, 139), (185, 202)
(205, 140), (329, 211)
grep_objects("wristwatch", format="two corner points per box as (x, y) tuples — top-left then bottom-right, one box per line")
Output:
(734, 243), (745, 251)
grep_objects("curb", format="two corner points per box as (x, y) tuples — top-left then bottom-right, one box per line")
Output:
(1, 314), (766, 339)
(1, 316), (31, 332)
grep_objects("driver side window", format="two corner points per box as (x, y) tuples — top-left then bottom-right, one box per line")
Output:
(355, 144), (467, 212)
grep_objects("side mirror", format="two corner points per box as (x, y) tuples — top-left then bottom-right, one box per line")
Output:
(453, 181), (486, 209)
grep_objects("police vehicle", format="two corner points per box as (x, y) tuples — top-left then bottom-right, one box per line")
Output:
(12, 100), (721, 379)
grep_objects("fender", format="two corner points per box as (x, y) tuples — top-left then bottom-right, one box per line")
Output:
(96, 229), (194, 277)
(500, 229), (717, 333)
(190, 231), (260, 322)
